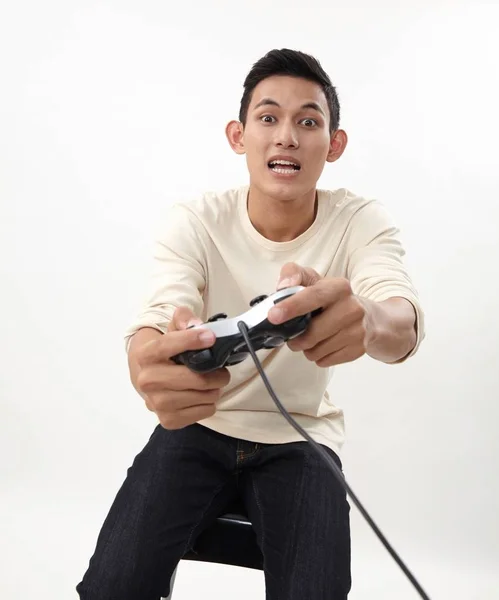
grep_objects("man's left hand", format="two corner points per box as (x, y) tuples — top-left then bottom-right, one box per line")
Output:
(268, 262), (375, 367)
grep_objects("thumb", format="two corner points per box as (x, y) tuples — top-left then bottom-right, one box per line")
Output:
(276, 262), (321, 290)
(167, 306), (203, 332)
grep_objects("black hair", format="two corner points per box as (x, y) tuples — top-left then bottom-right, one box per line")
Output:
(238, 48), (340, 132)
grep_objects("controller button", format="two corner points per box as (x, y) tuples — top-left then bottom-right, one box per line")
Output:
(190, 349), (213, 365)
(207, 312), (227, 322)
(250, 294), (268, 307)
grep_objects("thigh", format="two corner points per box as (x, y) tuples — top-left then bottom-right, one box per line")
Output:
(241, 442), (351, 600)
(77, 423), (238, 600)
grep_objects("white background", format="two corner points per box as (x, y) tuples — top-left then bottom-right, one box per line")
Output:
(1, 1), (498, 598)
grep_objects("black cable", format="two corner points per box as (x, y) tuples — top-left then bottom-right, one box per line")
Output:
(237, 320), (431, 600)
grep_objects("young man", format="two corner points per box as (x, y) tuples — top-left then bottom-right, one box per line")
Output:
(77, 48), (424, 599)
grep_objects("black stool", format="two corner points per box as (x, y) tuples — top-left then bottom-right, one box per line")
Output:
(162, 499), (263, 599)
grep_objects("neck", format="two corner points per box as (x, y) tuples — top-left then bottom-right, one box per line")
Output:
(246, 185), (318, 242)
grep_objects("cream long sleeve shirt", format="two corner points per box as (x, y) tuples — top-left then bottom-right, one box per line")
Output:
(125, 185), (425, 456)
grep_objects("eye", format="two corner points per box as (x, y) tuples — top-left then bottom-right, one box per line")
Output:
(300, 118), (318, 127)
(260, 115), (276, 124)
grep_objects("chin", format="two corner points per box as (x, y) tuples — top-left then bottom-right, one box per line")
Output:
(253, 177), (311, 202)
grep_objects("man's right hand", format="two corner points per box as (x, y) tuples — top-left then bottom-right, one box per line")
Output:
(129, 307), (230, 430)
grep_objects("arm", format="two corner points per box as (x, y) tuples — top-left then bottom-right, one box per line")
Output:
(124, 203), (210, 408)
(124, 203), (208, 352)
(347, 201), (425, 363)
(361, 296), (417, 364)
(271, 200), (425, 367)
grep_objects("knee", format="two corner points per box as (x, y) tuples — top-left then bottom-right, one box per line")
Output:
(75, 558), (176, 600)
(75, 562), (138, 600)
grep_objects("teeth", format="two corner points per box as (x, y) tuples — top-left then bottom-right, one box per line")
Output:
(270, 166), (297, 174)
(270, 160), (299, 167)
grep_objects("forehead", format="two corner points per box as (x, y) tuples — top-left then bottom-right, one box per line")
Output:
(248, 75), (328, 113)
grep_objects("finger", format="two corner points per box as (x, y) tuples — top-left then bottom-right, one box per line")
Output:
(137, 327), (215, 367)
(152, 388), (221, 413)
(287, 310), (331, 351)
(168, 306), (203, 332)
(268, 281), (324, 324)
(276, 262), (321, 290)
(315, 343), (366, 368)
(301, 322), (367, 361)
(269, 278), (350, 325)
(288, 301), (364, 352)
(168, 366), (231, 391)
(138, 364), (230, 393)
(158, 402), (217, 430)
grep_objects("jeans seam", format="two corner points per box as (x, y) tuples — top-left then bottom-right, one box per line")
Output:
(287, 448), (311, 597)
(240, 442), (259, 461)
(251, 472), (269, 584)
(237, 443), (260, 466)
(181, 480), (231, 557)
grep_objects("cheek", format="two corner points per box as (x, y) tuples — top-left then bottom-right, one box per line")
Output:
(245, 154), (264, 176)
(243, 135), (266, 169)
(317, 137), (332, 159)
(306, 141), (331, 171)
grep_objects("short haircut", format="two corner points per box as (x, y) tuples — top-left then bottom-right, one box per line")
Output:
(239, 48), (340, 132)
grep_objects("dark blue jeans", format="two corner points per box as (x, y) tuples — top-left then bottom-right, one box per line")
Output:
(76, 423), (351, 599)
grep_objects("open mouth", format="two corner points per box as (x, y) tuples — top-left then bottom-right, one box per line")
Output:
(268, 159), (301, 174)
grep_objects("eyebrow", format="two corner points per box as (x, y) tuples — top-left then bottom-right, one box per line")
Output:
(253, 97), (326, 117)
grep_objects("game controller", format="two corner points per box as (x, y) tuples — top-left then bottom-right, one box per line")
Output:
(171, 285), (322, 373)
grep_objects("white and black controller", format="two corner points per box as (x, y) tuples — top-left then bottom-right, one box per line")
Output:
(171, 285), (322, 373)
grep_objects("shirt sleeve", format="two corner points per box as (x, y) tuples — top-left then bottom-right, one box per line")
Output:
(346, 200), (425, 359)
(124, 204), (208, 352)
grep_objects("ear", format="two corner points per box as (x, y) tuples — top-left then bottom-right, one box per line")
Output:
(326, 129), (348, 163)
(225, 120), (246, 155)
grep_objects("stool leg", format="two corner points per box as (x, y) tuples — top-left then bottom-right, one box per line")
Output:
(161, 566), (178, 600)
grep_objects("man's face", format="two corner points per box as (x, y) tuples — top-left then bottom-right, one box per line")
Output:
(228, 75), (346, 200)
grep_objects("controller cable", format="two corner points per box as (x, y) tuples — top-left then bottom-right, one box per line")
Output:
(237, 320), (431, 600)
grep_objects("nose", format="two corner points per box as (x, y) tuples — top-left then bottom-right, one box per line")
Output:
(274, 120), (299, 149)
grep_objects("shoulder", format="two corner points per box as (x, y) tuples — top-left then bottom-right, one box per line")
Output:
(153, 186), (244, 245)
(320, 188), (397, 242)
(170, 186), (244, 228)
